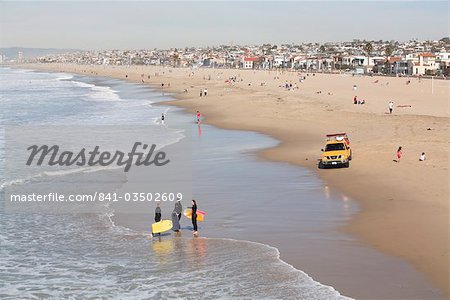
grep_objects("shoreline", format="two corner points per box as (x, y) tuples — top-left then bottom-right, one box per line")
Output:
(15, 63), (449, 297)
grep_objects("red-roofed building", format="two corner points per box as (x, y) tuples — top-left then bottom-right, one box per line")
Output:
(242, 57), (261, 69)
(388, 57), (402, 64)
(410, 53), (438, 75)
(418, 53), (435, 58)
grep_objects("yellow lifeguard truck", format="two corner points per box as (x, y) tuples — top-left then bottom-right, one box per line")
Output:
(319, 133), (352, 168)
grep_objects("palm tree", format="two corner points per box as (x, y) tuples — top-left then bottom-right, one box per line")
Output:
(384, 44), (395, 74)
(364, 42), (373, 66)
(171, 53), (180, 67)
(385, 44), (394, 57)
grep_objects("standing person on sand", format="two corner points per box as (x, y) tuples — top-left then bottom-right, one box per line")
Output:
(203, 88), (208, 96)
(171, 210), (181, 235)
(174, 198), (182, 221)
(199, 89), (203, 97)
(154, 203), (161, 223)
(389, 101), (394, 114)
(152, 203), (162, 237)
(396, 146), (403, 162)
(191, 200), (198, 235)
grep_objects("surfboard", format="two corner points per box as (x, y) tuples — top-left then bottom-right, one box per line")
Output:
(183, 208), (206, 222)
(152, 220), (173, 234)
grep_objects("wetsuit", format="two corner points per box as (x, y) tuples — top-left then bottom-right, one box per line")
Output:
(175, 201), (182, 220)
(155, 207), (161, 223)
(192, 203), (198, 232)
(172, 211), (181, 232)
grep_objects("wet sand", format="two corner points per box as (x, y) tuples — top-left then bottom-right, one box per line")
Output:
(21, 63), (449, 298)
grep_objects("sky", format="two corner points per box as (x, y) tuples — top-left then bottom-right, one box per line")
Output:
(0, 1), (448, 49)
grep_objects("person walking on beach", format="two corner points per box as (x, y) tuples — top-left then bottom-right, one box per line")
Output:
(396, 146), (403, 162)
(191, 200), (198, 235)
(161, 113), (165, 125)
(199, 89), (203, 97)
(389, 101), (394, 114)
(196, 111), (201, 124)
(174, 198), (182, 221)
(203, 88), (208, 96)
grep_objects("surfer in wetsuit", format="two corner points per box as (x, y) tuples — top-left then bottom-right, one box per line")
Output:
(191, 199), (198, 235)
(174, 198), (182, 221)
(152, 204), (162, 237)
(171, 210), (181, 235)
(155, 204), (161, 223)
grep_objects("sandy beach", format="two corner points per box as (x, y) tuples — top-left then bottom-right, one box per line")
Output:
(24, 63), (449, 297)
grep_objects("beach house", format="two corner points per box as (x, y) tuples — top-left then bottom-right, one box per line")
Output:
(242, 57), (261, 69)
(436, 52), (450, 76)
(409, 53), (438, 75)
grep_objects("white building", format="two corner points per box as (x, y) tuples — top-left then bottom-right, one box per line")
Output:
(409, 53), (438, 75)
(242, 57), (259, 69)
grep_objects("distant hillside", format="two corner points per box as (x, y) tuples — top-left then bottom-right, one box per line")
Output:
(0, 47), (81, 60)
(439, 37), (450, 44)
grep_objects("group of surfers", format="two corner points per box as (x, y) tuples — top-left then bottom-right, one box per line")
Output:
(154, 199), (199, 236)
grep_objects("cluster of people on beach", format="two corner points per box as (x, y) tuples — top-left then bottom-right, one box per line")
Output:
(225, 76), (242, 86)
(199, 88), (208, 97)
(353, 96), (365, 105)
(282, 81), (298, 91)
(153, 199), (200, 237)
(394, 146), (427, 163)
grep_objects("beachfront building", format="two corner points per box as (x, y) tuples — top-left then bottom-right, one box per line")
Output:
(334, 55), (353, 71)
(292, 56), (307, 70)
(391, 58), (410, 75)
(436, 52), (450, 76)
(409, 53), (438, 75)
(273, 56), (288, 68)
(258, 56), (272, 69)
(242, 57), (260, 69)
(243, 58), (253, 69)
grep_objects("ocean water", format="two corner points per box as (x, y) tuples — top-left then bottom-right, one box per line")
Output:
(0, 67), (349, 299)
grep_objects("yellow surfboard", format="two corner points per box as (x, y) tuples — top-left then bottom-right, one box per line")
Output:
(152, 220), (172, 234)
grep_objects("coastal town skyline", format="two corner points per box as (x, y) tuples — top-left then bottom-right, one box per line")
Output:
(5, 37), (448, 77)
(0, 1), (448, 49)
